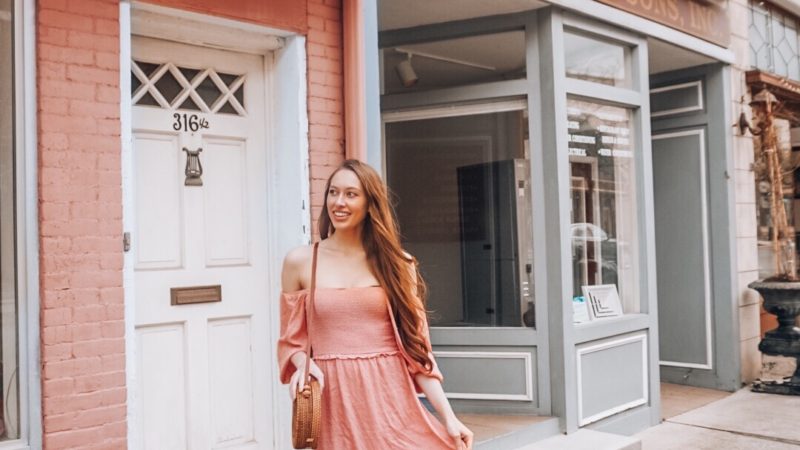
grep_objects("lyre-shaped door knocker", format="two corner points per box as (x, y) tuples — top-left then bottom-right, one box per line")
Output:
(183, 147), (203, 186)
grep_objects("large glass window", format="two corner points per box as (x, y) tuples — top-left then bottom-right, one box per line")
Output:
(385, 108), (534, 327)
(381, 31), (526, 94)
(564, 30), (631, 88)
(0, 0), (19, 439)
(567, 98), (640, 315)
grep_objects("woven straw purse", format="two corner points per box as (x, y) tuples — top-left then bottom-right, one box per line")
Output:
(292, 243), (322, 449)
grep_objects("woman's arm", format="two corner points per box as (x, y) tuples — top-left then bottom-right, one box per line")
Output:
(280, 246), (325, 399)
(415, 374), (473, 450)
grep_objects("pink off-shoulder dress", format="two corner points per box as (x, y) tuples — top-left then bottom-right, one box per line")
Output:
(277, 286), (455, 449)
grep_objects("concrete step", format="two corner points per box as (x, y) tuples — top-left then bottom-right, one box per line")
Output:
(515, 429), (641, 450)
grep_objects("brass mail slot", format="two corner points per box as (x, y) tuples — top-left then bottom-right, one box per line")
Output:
(170, 285), (221, 305)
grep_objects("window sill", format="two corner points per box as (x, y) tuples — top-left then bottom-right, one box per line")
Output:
(574, 313), (650, 344)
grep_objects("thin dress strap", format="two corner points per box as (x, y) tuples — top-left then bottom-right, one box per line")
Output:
(303, 242), (320, 387)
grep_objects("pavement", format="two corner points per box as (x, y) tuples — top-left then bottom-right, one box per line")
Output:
(636, 386), (800, 449)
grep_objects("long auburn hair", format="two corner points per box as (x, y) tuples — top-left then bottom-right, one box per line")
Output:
(318, 160), (434, 373)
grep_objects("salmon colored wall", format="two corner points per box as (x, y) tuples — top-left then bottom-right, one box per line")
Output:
(307, 0), (346, 235)
(37, 0), (127, 448)
(141, 0), (308, 33)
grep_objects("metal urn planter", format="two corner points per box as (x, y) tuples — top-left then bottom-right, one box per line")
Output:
(749, 280), (800, 395)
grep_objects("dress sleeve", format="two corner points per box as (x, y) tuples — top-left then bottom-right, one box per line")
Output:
(276, 291), (308, 384)
(406, 310), (444, 393)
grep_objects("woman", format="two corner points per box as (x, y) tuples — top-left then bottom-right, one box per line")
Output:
(278, 160), (473, 449)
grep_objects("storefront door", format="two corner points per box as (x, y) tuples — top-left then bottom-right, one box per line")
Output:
(651, 64), (740, 391)
(131, 37), (274, 448)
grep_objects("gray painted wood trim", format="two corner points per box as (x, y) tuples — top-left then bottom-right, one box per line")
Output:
(525, 10), (554, 419)
(561, 11), (643, 47)
(379, 11), (533, 49)
(380, 79), (527, 111)
(576, 333), (649, 426)
(652, 128), (713, 370)
(435, 351), (535, 401)
(631, 33), (663, 428)
(16, 0), (41, 447)
(364, 0), (382, 170)
(650, 64), (741, 392)
(534, 7), (579, 433)
(573, 314), (650, 344)
(430, 327), (539, 346)
(650, 80), (704, 117)
(565, 78), (642, 107)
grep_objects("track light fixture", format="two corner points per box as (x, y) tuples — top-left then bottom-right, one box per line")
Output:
(395, 53), (418, 88)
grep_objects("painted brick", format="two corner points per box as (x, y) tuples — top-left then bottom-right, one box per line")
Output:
(95, 51), (119, 70)
(38, 10), (94, 32)
(66, 0), (119, 19)
(40, 0), (69, 10)
(39, 43), (94, 65)
(38, 0), (126, 446)
(68, 30), (119, 52)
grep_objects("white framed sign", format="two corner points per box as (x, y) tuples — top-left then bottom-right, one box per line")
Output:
(581, 284), (623, 320)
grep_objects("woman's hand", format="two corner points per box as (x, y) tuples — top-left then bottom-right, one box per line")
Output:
(445, 416), (473, 450)
(288, 358), (325, 400)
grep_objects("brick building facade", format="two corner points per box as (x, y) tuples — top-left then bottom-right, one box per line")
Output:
(3, 0), (354, 447)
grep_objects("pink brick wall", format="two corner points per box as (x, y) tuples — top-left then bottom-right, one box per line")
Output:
(37, 0), (127, 448)
(34, 0), (345, 446)
(307, 0), (346, 235)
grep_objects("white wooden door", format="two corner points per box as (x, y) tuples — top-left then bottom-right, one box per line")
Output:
(131, 37), (273, 449)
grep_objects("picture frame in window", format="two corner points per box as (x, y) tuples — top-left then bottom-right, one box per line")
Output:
(581, 284), (623, 320)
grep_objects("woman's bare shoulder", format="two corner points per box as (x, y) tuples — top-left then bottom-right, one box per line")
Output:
(283, 244), (313, 266)
(281, 244), (313, 291)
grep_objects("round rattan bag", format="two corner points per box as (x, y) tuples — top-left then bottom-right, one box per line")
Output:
(292, 377), (322, 449)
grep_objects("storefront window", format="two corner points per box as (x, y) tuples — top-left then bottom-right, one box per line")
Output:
(385, 109), (534, 327)
(749, 1), (800, 81)
(0, 0), (19, 439)
(381, 31), (526, 94)
(564, 30), (631, 88)
(568, 98), (640, 316)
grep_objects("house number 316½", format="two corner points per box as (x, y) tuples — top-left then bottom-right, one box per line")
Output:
(173, 113), (210, 132)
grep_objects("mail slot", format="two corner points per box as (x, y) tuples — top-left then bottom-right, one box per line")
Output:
(170, 285), (221, 305)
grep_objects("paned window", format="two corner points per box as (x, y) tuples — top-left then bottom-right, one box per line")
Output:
(131, 60), (246, 115)
(750, 1), (800, 81)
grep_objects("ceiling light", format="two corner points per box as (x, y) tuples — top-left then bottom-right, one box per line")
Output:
(395, 54), (418, 88)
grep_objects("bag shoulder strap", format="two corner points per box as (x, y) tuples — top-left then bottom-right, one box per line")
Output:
(303, 242), (320, 386)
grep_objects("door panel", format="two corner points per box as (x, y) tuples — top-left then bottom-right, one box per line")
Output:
(651, 65), (740, 391)
(134, 132), (183, 269)
(132, 36), (273, 448)
(653, 129), (711, 368)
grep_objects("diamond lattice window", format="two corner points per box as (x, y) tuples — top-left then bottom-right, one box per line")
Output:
(750, 1), (800, 81)
(131, 60), (246, 116)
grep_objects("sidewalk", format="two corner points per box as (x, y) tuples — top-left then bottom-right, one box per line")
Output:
(635, 387), (800, 449)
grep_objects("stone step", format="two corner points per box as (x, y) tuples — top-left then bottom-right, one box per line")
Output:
(515, 429), (641, 450)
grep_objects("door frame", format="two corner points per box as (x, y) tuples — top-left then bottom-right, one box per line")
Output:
(121, 3), (311, 448)
(650, 63), (740, 392)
